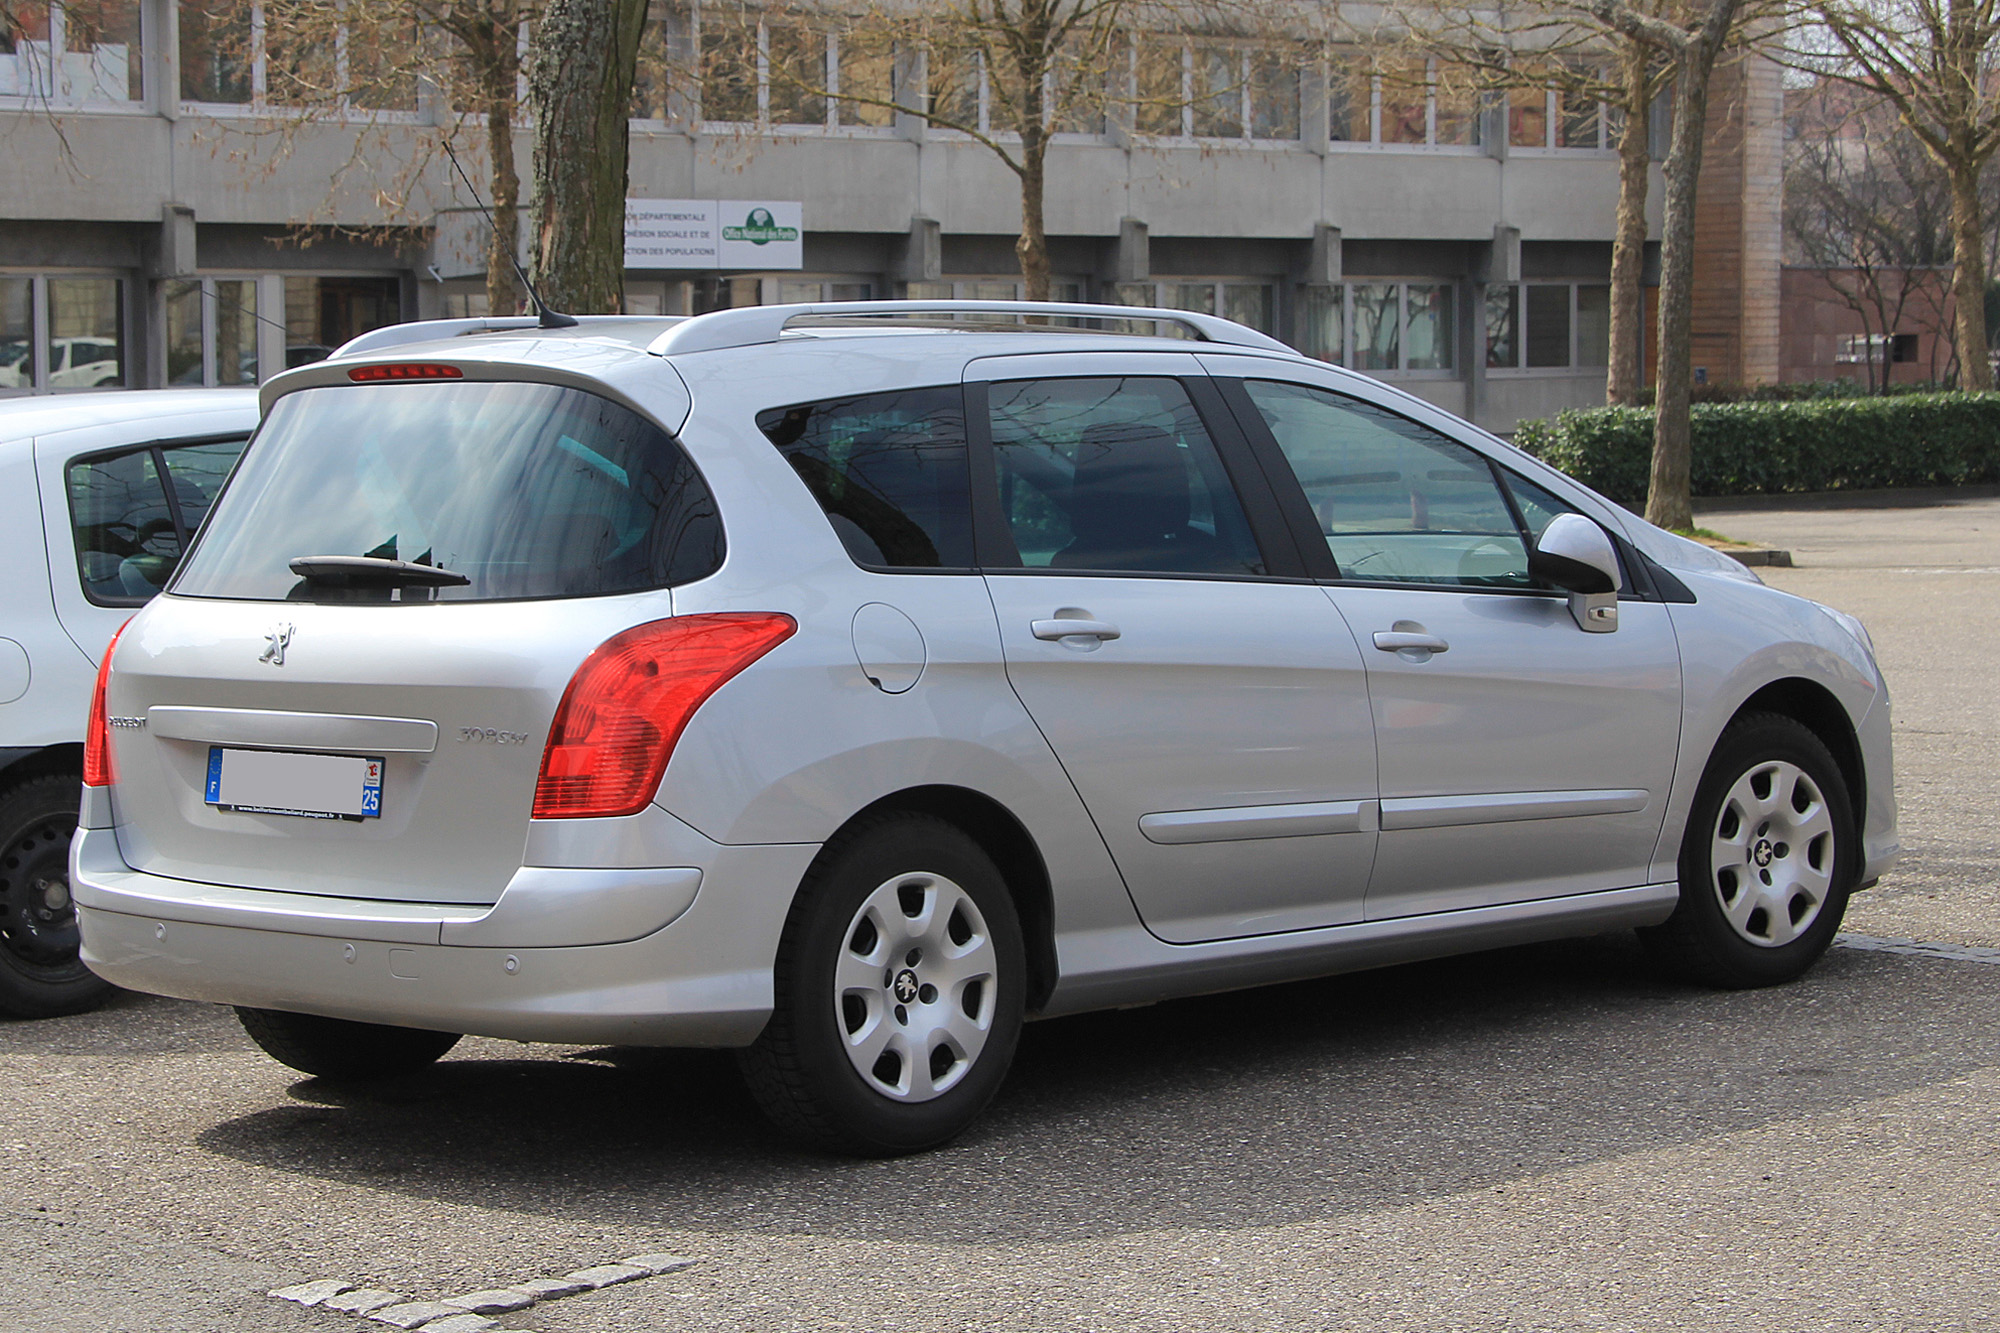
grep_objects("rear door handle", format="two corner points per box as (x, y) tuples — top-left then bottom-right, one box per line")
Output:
(1373, 631), (1449, 654)
(1032, 618), (1121, 641)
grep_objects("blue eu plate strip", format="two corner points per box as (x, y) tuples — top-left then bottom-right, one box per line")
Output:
(205, 746), (223, 803)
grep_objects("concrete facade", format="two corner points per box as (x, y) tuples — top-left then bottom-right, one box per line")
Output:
(2, 0), (1672, 432)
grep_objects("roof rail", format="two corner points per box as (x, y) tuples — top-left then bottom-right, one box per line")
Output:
(645, 300), (1296, 357)
(333, 314), (687, 360)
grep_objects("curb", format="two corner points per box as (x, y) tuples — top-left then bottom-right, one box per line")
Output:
(1723, 547), (1792, 568)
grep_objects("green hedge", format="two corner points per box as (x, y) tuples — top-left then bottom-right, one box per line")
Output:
(1513, 393), (2000, 502)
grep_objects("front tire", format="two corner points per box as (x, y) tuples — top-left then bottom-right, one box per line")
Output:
(235, 1007), (460, 1080)
(0, 774), (113, 1019)
(739, 814), (1026, 1156)
(1641, 712), (1857, 988)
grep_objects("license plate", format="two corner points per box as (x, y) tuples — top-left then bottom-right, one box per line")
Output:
(205, 747), (384, 821)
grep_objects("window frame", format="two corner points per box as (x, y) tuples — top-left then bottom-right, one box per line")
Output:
(0, 0), (147, 110)
(1296, 278), (1459, 379)
(0, 270), (130, 397)
(176, 0), (423, 119)
(1132, 36), (1303, 145)
(1483, 281), (1613, 374)
(963, 370), (1309, 582)
(1327, 56), (1483, 154)
(64, 432), (251, 608)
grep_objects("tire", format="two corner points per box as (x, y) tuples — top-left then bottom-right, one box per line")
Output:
(1641, 712), (1857, 988)
(235, 1007), (460, 1080)
(0, 774), (113, 1019)
(738, 814), (1027, 1156)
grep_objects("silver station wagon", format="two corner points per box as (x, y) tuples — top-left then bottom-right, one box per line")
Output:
(74, 302), (1897, 1154)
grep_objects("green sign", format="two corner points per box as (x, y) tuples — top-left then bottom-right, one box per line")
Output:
(720, 207), (801, 246)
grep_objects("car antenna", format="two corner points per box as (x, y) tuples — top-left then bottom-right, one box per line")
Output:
(440, 139), (577, 330)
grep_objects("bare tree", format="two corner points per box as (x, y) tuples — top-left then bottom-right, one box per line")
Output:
(169, 0), (536, 316)
(1384, 9), (1672, 405)
(1784, 78), (1957, 389)
(1593, 0), (1751, 531)
(525, 0), (649, 312)
(1807, 0), (2000, 390)
(705, 0), (1219, 301)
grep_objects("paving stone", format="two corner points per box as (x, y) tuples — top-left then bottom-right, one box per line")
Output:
(322, 1288), (409, 1316)
(368, 1301), (466, 1328)
(442, 1288), (537, 1314)
(512, 1277), (590, 1301)
(619, 1253), (697, 1276)
(270, 1280), (356, 1306)
(562, 1263), (650, 1289)
(418, 1316), (498, 1333)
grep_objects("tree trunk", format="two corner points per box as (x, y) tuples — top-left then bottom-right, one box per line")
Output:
(525, 0), (648, 314)
(1017, 140), (1051, 301)
(481, 53), (524, 316)
(1644, 18), (1737, 533)
(1948, 155), (1994, 389)
(1607, 38), (1652, 407)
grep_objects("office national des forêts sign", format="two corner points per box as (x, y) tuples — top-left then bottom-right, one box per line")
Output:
(625, 199), (803, 270)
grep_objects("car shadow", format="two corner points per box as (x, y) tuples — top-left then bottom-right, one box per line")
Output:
(193, 934), (1999, 1244)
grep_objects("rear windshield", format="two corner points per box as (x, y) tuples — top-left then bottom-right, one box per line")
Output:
(172, 381), (723, 603)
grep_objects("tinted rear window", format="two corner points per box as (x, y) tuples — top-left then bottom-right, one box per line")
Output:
(173, 381), (722, 603)
(755, 386), (972, 569)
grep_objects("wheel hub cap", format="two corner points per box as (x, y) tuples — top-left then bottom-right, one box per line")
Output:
(1710, 759), (1835, 948)
(834, 872), (999, 1103)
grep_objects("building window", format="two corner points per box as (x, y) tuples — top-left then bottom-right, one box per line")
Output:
(1836, 332), (1922, 365)
(180, 1), (415, 110)
(1331, 58), (1479, 149)
(1484, 283), (1611, 370)
(1299, 280), (1456, 375)
(164, 277), (262, 386)
(1135, 37), (1300, 142)
(0, 274), (125, 394)
(283, 275), (399, 361)
(693, 13), (893, 130)
(2, 0), (143, 102)
(1105, 280), (1278, 335)
(1509, 74), (1609, 150)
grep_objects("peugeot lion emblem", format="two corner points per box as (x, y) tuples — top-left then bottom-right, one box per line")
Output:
(259, 623), (295, 667)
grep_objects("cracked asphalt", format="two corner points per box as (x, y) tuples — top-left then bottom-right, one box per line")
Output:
(6, 490), (1999, 1333)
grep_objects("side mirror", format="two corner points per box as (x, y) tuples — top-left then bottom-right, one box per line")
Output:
(1530, 513), (1620, 634)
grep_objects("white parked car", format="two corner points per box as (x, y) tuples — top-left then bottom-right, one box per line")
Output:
(73, 304), (1896, 1153)
(0, 389), (256, 1016)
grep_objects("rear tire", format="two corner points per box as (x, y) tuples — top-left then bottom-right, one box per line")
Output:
(739, 814), (1026, 1156)
(1641, 712), (1857, 988)
(235, 1007), (460, 1080)
(0, 774), (113, 1019)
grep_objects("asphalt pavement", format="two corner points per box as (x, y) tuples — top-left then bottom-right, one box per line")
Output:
(7, 490), (2000, 1333)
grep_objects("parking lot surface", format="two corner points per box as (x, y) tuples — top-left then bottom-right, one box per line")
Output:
(8, 491), (2000, 1333)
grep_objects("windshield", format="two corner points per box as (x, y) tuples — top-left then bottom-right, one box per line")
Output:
(173, 380), (723, 603)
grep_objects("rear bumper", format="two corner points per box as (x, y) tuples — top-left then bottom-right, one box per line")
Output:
(72, 823), (819, 1047)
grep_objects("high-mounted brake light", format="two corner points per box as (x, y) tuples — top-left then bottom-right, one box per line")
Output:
(532, 614), (797, 820)
(347, 363), (463, 382)
(82, 620), (130, 788)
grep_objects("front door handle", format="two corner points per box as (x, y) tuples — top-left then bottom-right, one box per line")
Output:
(1032, 618), (1122, 642)
(1373, 630), (1449, 654)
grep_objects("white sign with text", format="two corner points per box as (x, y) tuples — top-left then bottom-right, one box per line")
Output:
(625, 199), (803, 270)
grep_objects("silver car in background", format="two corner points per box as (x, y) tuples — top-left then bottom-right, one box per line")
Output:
(73, 303), (1896, 1154)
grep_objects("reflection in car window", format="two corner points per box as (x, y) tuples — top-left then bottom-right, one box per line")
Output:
(1244, 379), (1530, 587)
(985, 377), (1264, 577)
(65, 437), (249, 605)
(756, 386), (972, 569)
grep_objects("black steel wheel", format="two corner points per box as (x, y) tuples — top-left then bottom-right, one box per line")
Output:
(0, 774), (112, 1019)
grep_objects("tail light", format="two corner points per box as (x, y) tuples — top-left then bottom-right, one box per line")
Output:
(82, 620), (130, 788)
(532, 613), (797, 819)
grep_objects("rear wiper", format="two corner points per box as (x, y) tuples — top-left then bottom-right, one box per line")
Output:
(288, 555), (471, 587)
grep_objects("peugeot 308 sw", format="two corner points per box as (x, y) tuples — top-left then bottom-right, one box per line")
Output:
(73, 302), (1897, 1154)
